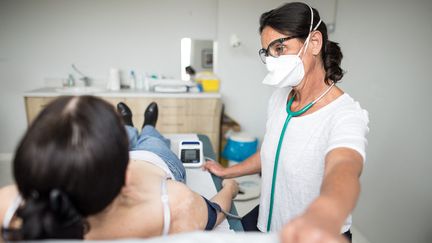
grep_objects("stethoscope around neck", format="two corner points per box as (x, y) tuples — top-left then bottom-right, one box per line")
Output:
(266, 82), (335, 232)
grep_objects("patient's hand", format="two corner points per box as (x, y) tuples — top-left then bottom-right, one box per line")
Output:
(222, 179), (239, 199)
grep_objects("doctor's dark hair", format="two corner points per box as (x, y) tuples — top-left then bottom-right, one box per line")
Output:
(259, 2), (344, 83)
(13, 96), (129, 240)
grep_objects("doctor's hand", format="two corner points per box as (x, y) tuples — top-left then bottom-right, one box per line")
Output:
(203, 160), (229, 178)
(280, 210), (348, 243)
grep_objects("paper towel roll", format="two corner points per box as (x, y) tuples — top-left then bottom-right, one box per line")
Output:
(107, 68), (120, 91)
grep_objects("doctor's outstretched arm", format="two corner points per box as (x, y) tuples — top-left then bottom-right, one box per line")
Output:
(281, 147), (363, 243)
(204, 151), (261, 178)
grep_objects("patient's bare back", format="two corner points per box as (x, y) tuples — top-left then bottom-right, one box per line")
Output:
(0, 159), (213, 240)
(85, 159), (208, 239)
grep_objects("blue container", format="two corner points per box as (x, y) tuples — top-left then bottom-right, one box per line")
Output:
(222, 133), (258, 162)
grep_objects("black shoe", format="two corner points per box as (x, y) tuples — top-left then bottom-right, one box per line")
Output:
(117, 102), (134, 127)
(143, 102), (158, 128)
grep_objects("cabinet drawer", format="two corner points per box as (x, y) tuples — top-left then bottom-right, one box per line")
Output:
(187, 98), (220, 115)
(157, 99), (187, 116)
(157, 115), (188, 133)
(125, 98), (220, 116)
(185, 116), (218, 133)
(156, 115), (217, 133)
(125, 98), (188, 116)
(25, 97), (56, 124)
(101, 97), (125, 107)
(124, 98), (154, 115)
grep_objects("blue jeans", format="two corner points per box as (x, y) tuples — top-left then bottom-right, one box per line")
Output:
(125, 125), (186, 182)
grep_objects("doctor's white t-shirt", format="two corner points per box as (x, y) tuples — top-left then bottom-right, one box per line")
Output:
(257, 87), (369, 233)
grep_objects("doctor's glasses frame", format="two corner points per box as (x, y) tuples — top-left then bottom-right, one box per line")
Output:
(258, 35), (303, 64)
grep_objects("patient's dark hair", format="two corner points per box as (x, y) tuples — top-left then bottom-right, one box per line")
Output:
(259, 2), (344, 83)
(13, 96), (129, 240)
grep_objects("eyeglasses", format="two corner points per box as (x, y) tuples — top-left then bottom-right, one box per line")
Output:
(258, 36), (302, 64)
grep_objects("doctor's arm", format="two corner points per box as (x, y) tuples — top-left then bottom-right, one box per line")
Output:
(281, 147), (363, 243)
(204, 151), (261, 178)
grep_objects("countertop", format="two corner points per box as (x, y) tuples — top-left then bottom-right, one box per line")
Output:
(24, 87), (222, 99)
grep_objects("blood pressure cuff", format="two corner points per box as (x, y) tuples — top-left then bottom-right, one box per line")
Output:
(202, 197), (222, 230)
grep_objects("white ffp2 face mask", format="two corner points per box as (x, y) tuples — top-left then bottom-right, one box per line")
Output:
(262, 5), (322, 88)
(262, 46), (306, 88)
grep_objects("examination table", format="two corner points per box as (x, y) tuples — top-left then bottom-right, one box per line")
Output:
(124, 134), (279, 243)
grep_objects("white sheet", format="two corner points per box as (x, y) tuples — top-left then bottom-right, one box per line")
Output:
(122, 232), (279, 243)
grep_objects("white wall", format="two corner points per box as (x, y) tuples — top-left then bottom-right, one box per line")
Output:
(0, 0), (217, 152)
(216, 0), (274, 144)
(333, 1), (432, 242)
(1, 0), (432, 242)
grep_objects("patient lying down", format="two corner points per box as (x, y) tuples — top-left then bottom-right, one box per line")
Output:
(0, 96), (239, 240)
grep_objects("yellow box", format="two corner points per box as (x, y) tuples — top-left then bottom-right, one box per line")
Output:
(201, 79), (220, 92)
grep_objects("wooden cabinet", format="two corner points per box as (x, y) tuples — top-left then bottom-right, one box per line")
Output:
(24, 97), (56, 123)
(24, 94), (222, 159)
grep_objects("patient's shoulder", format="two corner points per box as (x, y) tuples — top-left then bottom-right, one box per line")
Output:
(0, 185), (19, 223)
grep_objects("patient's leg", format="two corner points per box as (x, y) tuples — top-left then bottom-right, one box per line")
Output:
(118, 101), (185, 182)
(139, 125), (171, 148)
(125, 125), (139, 150)
(133, 125), (186, 183)
(117, 102), (140, 150)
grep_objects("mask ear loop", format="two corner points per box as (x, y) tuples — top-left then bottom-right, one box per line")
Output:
(298, 4), (323, 58)
(303, 19), (322, 54)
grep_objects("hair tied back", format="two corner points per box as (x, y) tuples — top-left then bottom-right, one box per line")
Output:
(49, 189), (82, 227)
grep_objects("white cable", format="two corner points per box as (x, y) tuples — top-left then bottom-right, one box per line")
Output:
(204, 156), (216, 162)
(220, 209), (243, 220)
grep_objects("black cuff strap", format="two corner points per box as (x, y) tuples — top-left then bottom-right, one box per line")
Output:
(202, 197), (221, 230)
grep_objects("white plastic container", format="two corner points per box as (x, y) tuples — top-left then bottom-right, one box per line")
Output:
(129, 70), (137, 90)
(136, 73), (144, 90)
(107, 68), (120, 91)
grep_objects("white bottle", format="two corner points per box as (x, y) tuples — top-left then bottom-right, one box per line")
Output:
(129, 70), (137, 90)
(108, 68), (121, 91)
(143, 74), (150, 91)
(137, 73), (144, 90)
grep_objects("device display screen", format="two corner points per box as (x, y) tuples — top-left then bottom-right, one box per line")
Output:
(181, 149), (200, 163)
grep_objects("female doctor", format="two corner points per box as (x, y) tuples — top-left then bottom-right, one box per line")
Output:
(205, 2), (369, 242)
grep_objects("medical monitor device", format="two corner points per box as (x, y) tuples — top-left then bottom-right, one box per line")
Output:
(178, 140), (204, 168)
